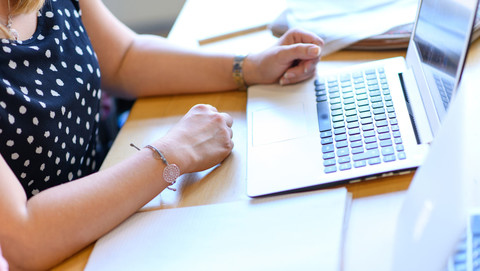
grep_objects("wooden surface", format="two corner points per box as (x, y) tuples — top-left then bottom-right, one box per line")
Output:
(51, 0), (480, 269)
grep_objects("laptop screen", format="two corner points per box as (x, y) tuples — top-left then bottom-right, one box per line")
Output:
(413, 0), (478, 119)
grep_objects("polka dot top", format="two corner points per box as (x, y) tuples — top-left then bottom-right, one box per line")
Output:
(0, 0), (102, 198)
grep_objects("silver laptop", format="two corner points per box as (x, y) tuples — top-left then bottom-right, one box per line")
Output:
(246, 0), (479, 197)
(391, 61), (480, 271)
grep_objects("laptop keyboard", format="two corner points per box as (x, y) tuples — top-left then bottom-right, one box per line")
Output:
(447, 213), (480, 271)
(314, 67), (406, 174)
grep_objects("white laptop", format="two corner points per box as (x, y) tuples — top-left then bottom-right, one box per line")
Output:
(246, 0), (479, 197)
(391, 55), (480, 271)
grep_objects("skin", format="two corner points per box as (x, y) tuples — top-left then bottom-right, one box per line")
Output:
(0, 0), (324, 270)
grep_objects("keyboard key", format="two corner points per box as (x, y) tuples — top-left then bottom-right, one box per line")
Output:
(346, 116), (358, 123)
(371, 101), (384, 109)
(336, 140), (348, 149)
(368, 157), (382, 165)
(322, 144), (334, 153)
(337, 147), (350, 157)
(357, 99), (369, 107)
(362, 124), (375, 131)
(339, 163), (352, 171)
(338, 156), (351, 164)
(334, 127), (347, 135)
(349, 134), (362, 142)
(374, 114), (387, 121)
(394, 137), (403, 144)
(396, 144), (405, 151)
(392, 131), (401, 138)
(373, 108), (385, 115)
(332, 115), (344, 122)
(333, 121), (345, 129)
(351, 141), (363, 148)
(321, 137), (333, 145)
(320, 131), (332, 138)
(376, 120), (388, 127)
(351, 146), (365, 154)
(358, 105), (370, 113)
(336, 134), (347, 141)
(317, 101), (332, 132)
(363, 130), (376, 138)
(377, 126), (390, 134)
(348, 128), (361, 135)
(364, 137), (377, 144)
(383, 155), (396, 162)
(324, 158), (336, 166)
(347, 122), (360, 129)
(323, 152), (335, 159)
(378, 133), (391, 140)
(380, 139), (393, 147)
(365, 142), (378, 150)
(354, 160), (367, 168)
(381, 146), (395, 156)
(353, 149), (380, 161)
(324, 165), (337, 173)
(344, 103), (356, 111)
(345, 109), (357, 116)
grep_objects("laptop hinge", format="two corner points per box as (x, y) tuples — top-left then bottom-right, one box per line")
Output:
(398, 71), (433, 145)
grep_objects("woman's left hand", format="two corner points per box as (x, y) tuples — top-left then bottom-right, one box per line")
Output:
(243, 28), (324, 86)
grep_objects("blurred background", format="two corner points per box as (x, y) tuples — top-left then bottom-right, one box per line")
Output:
(102, 0), (186, 36)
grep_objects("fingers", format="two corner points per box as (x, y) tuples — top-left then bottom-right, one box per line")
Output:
(279, 28), (324, 47)
(278, 44), (322, 85)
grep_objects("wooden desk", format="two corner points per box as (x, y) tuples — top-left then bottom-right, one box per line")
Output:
(52, 0), (480, 270)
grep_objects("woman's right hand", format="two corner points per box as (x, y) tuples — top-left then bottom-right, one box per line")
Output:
(154, 104), (234, 175)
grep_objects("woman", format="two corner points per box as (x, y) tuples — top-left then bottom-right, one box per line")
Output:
(0, 0), (323, 269)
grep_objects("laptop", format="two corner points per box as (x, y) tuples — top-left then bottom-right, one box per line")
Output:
(391, 61), (480, 271)
(246, 0), (479, 197)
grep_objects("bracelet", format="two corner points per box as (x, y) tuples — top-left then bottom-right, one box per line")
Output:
(130, 143), (180, 191)
(232, 54), (248, 91)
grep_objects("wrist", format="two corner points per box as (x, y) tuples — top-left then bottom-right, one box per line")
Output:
(232, 54), (251, 91)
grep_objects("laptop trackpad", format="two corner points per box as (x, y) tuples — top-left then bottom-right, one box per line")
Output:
(252, 102), (308, 146)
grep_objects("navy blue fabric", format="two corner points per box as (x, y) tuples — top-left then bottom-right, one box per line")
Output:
(0, 0), (102, 198)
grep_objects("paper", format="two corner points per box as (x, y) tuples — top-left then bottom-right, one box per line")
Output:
(85, 188), (350, 271)
(285, 0), (418, 55)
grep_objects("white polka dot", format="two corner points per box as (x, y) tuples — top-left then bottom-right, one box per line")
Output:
(74, 64), (82, 72)
(35, 80), (42, 85)
(20, 86), (28, 94)
(55, 157), (60, 164)
(6, 87), (14, 95)
(75, 46), (83, 55)
(50, 64), (58, 71)
(23, 60), (29, 66)
(3, 46), (11, 53)
(8, 60), (16, 69)
(40, 163), (45, 171)
(47, 151), (52, 158)
(65, 9), (71, 17)
(29, 46), (39, 50)
(27, 136), (34, 144)
(51, 90), (60, 96)
(50, 111), (55, 118)
(24, 160), (30, 167)
(44, 131), (50, 137)
(32, 189), (39, 196)
(87, 64), (93, 73)
(56, 79), (64, 86)
(36, 89), (44, 96)
(0, 101), (6, 108)
(21, 173), (27, 178)
(35, 146), (43, 154)
(32, 117), (39, 125)
(68, 172), (73, 180)
(6, 140), (14, 146)
(44, 176), (50, 182)
(37, 34), (45, 40)
(52, 25), (60, 30)
(8, 114), (15, 124)
(11, 153), (19, 160)
(39, 101), (46, 108)
(19, 106), (27, 114)
(46, 11), (54, 18)
(56, 170), (61, 176)
(76, 78), (83, 84)
(45, 50), (51, 58)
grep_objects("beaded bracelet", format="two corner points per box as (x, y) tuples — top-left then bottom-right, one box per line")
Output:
(130, 143), (180, 191)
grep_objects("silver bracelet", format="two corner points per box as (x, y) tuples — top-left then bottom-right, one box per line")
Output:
(130, 143), (180, 191)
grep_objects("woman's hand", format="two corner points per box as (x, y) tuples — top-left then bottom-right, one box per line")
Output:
(154, 104), (234, 174)
(244, 28), (324, 86)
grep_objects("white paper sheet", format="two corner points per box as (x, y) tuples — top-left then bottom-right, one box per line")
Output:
(85, 188), (350, 271)
(285, 0), (418, 55)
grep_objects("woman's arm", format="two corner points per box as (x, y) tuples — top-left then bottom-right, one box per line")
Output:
(78, 0), (324, 98)
(0, 105), (233, 270)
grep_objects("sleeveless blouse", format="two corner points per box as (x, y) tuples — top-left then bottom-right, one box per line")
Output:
(0, 0), (102, 198)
